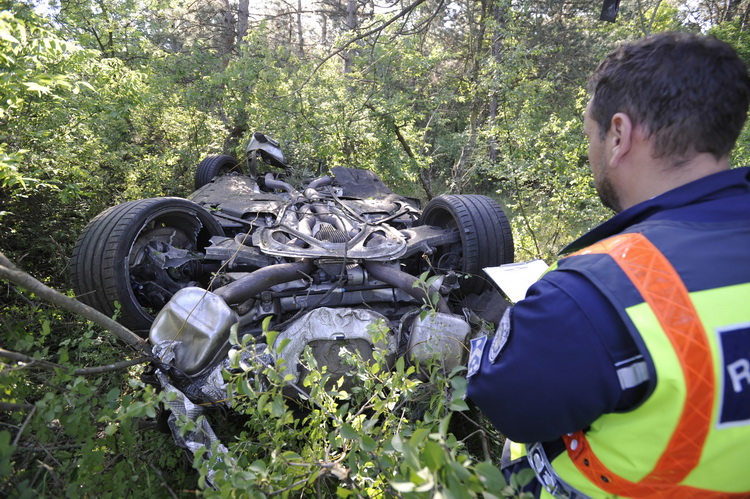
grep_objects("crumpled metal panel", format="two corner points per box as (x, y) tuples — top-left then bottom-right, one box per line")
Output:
(151, 343), (234, 487)
(273, 307), (397, 382)
(407, 312), (471, 371)
(149, 287), (239, 376)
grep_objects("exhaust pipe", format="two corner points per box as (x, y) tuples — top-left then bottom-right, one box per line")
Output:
(213, 259), (314, 305)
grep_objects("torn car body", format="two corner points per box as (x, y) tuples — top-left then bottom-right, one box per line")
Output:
(70, 133), (515, 460)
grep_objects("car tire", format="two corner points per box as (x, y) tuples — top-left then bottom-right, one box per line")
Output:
(70, 197), (225, 336)
(194, 155), (243, 190)
(418, 194), (514, 294)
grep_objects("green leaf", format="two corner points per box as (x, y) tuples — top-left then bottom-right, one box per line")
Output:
(229, 322), (239, 345)
(422, 441), (445, 471)
(510, 468), (536, 490)
(361, 434), (376, 452)
(0, 28), (19, 44)
(336, 486), (353, 497)
(281, 451), (303, 462)
(391, 481), (416, 492)
(474, 461), (507, 490)
(340, 423), (358, 440)
(265, 329), (279, 349)
(449, 398), (469, 412)
(22, 81), (51, 94)
(391, 433), (404, 453)
(249, 460), (267, 473)
(270, 395), (285, 417)
(410, 427), (430, 446)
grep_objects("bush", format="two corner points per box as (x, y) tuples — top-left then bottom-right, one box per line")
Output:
(0, 282), (531, 497)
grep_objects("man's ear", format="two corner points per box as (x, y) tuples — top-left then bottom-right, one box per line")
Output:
(608, 112), (633, 168)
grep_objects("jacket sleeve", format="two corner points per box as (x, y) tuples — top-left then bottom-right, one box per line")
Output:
(466, 270), (641, 443)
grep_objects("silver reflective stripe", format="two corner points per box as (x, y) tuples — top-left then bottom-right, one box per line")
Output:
(527, 442), (592, 499)
(616, 360), (649, 390)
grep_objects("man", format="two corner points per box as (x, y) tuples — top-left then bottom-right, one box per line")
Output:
(466, 32), (750, 497)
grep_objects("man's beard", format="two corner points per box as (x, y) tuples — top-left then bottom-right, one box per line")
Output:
(595, 170), (623, 213)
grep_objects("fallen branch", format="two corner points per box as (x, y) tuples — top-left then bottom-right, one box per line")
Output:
(0, 348), (152, 375)
(0, 251), (149, 353)
(0, 401), (34, 411)
(0, 348), (61, 371)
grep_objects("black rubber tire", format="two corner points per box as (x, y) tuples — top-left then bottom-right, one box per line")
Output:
(70, 197), (224, 336)
(194, 154), (244, 189)
(418, 194), (514, 295)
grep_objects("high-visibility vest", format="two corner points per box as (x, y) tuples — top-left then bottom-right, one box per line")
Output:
(533, 229), (750, 498)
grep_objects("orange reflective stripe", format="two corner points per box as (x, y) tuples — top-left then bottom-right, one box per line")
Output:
(562, 233), (720, 496)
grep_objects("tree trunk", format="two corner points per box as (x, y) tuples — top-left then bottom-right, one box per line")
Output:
(344, 0), (358, 74)
(488, 1), (508, 162)
(297, 0), (305, 56)
(216, 0), (236, 54)
(451, 0), (489, 193)
(238, 0), (249, 44)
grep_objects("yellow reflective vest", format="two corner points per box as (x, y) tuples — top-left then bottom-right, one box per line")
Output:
(528, 231), (750, 498)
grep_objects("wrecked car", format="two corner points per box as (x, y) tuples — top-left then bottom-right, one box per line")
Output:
(69, 132), (514, 459)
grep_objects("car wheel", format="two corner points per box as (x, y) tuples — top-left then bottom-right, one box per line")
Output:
(418, 194), (514, 294)
(70, 198), (225, 336)
(194, 154), (244, 189)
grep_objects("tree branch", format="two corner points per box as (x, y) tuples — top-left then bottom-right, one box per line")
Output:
(0, 252), (149, 353)
(0, 401), (34, 411)
(13, 405), (36, 446)
(0, 348), (152, 375)
(290, 0), (428, 93)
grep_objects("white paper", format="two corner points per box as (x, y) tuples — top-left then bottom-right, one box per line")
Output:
(483, 259), (549, 303)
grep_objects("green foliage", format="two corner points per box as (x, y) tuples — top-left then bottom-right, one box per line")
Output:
(0, 7), (90, 196)
(490, 93), (610, 262)
(710, 20), (750, 169)
(4, 0), (750, 495)
(0, 290), (194, 497)
(188, 321), (515, 498)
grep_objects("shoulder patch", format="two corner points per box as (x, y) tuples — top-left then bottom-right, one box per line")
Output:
(489, 307), (512, 363)
(467, 336), (487, 378)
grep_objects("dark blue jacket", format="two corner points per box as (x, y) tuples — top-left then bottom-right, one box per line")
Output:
(466, 167), (750, 444)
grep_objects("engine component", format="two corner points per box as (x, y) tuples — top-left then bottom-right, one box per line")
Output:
(272, 307), (397, 383)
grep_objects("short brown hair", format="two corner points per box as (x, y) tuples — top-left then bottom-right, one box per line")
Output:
(588, 32), (750, 163)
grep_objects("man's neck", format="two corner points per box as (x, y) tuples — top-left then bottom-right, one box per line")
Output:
(621, 153), (730, 210)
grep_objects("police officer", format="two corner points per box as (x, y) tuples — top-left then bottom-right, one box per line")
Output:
(466, 32), (750, 497)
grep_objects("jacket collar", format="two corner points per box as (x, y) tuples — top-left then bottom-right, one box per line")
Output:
(560, 167), (750, 255)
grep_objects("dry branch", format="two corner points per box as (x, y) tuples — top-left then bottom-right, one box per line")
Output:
(291, 0), (429, 92)
(0, 251), (149, 353)
(0, 348), (152, 376)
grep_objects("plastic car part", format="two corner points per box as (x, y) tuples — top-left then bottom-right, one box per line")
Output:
(246, 132), (287, 175)
(70, 197), (224, 335)
(407, 312), (472, 372)
(149, 287), (239, 376)
(418, 194), (514, 295)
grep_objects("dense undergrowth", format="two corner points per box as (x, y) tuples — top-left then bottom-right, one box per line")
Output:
(0, 285), (532, 497)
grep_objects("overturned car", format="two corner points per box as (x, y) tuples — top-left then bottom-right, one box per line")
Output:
(70, 133), (514, 457)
